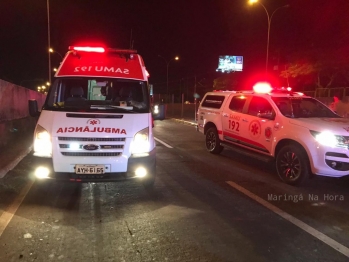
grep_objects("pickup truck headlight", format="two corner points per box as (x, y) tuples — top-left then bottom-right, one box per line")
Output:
(310, 130), (348, 148)
(153, 105), (159, 114)
(33, 125), (52, 157)
(131, 127), (150, 154)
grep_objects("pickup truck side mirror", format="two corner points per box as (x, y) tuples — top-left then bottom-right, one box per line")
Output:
(28, 99), (40, 117)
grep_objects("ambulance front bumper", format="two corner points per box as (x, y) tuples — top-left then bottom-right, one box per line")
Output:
(31, 149), (156, 182)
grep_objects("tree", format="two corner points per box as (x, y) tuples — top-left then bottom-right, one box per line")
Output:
(213, 73), (239, 90)
(280, 46), (349, 92)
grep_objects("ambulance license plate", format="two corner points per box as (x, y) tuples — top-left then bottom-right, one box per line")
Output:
(75, 165), (105, 174)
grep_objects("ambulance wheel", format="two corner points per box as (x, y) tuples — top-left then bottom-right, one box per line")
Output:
(276, 145), (310, 186)
(142, 165), (156, 189)
(206, 127), (223, 154)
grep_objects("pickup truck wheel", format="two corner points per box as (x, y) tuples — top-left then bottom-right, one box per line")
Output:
(276, 145), (310, 186)
(206, 127), (223, 154)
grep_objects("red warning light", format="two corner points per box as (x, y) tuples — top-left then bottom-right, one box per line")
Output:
(69, 46), (105, 53)
(253, 82), (273, 93)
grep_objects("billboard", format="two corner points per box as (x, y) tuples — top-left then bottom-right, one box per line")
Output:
(216, 55), (243, 73)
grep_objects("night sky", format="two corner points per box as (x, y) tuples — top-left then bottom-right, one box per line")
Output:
(1, 0), (349, 94)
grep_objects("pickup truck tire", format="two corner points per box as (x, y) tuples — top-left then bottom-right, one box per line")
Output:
(276, 145), (309, 186)
(206, 127), (223, 154)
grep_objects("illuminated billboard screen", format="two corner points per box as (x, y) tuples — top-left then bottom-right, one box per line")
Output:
(216, 55), (243, 73)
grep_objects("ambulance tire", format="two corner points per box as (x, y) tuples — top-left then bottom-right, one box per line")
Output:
(276, 144), (310, 186)
(206, 127), (223, 154)
(142, 164), (156, 190)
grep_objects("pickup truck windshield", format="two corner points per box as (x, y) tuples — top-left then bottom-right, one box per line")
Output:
(272, 97), (340, 118)
(45, 78), (150, 113)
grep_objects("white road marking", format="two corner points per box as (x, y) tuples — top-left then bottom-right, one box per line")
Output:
(154, 137), (173, 148)
(226, 181), (349, 258)
(0, 179), (34, 237)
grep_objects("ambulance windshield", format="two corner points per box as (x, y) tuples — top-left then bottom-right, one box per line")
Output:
(45, 78), (150, 113)
(272, 97), (340, 118)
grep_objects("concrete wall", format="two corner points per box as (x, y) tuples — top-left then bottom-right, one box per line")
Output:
(0, 79), (46, 148)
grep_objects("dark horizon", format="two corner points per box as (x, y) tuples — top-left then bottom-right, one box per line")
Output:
(1, 0), (348, 94)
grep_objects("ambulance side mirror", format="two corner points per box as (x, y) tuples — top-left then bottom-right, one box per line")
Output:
(28, 99), (40, 117)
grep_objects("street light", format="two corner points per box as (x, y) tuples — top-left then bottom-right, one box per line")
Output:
(249, 0), (289, 73)
(158, 55), (179, 103)
(47, 0), (51, 84)
(49, 48), (63, 60)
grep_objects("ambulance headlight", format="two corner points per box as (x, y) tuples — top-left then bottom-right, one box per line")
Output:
(153, 105), (159, 114)
(33, 125), (52, 157)
(131, 128), (150, 154)
(310, 130), (347, 148)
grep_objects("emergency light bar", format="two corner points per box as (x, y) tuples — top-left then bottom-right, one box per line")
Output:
(253, 82), (273, 93)
(68, 46), (138, 55)
(253, 82), (295, 94)
(69, 46), (105, 53)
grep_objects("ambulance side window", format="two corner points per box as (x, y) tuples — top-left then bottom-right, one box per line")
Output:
(247, 97), (275, 120)
(229, 95), (247, 113)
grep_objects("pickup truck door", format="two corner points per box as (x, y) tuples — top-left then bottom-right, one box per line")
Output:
(221, 94), (249, 144)
(239, 96), (276, 155)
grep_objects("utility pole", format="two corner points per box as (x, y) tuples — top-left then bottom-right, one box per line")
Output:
(194, 75), (197, 122)
(47, 0), (51, 84)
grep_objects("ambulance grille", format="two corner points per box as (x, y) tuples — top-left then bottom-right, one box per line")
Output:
(61, 152), (122, 157)
(59, 144), (124, 149)
(58, 137), (126, 142)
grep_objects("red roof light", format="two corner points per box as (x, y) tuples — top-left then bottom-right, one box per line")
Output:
(69, 46), (105, 53)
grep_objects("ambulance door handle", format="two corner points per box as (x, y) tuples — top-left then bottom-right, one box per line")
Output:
(242, 119), (249, 122)
(222, 113), (229, 117)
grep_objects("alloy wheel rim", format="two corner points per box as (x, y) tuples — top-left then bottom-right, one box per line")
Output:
(279, 151), (301, 181)
(206, 132), (216, 150)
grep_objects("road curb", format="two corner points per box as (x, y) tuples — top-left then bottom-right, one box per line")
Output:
(0, 146), (32, 179)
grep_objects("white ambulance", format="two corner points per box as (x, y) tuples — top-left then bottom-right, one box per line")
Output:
(29, 46), (156, 188)
(197, 83), (349, 185)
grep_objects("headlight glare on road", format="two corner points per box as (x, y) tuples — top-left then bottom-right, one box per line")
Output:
(33, 125), (52, 157)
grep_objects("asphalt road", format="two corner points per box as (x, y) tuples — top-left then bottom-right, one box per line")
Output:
(0, 119), (349, 261)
